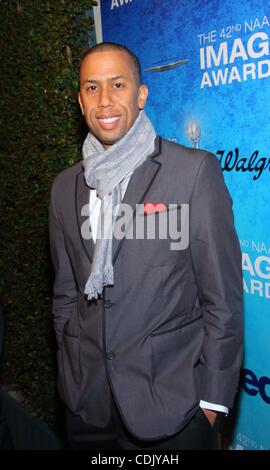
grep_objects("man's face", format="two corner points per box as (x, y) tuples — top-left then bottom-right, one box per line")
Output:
(78, 50), (148, 148)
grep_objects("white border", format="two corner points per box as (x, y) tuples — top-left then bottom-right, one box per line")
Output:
(93, 2), (103, 43)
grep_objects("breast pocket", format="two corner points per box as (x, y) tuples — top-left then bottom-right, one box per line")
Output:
(139, 205), (188, 266)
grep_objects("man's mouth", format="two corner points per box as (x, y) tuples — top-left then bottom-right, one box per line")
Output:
(97, 115), (121, 130)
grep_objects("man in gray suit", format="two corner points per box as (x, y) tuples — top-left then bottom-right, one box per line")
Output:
(49, 42), (243, 450)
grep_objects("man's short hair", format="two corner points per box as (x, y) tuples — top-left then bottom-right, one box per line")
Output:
(80, 42), (142, 84)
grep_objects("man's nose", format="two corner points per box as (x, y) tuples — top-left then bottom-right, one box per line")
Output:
(98, 86), (113, 108)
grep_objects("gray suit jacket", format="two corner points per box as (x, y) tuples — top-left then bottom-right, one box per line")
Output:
(49, 137), (243, 440)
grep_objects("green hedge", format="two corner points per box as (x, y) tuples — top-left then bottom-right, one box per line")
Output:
(0, 0), (97, 432)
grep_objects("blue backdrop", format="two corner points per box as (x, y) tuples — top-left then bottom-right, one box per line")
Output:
(100, 0), (270, 450)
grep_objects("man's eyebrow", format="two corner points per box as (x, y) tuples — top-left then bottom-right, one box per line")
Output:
(82, 75), (127, 85)
(110, 75), (127, 81)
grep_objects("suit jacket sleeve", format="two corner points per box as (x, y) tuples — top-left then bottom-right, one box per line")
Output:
(190, 153), (243, 408)
(49, 182), (78, 348)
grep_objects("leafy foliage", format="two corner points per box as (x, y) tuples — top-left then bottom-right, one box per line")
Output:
(0, 0), (97, 432)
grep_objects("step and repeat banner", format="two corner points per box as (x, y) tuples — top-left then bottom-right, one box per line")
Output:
(99, 0), (270, 450)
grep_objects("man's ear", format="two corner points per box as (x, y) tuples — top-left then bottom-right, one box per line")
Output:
(78, 92), (85, 115)
(138, 84), (148, 110)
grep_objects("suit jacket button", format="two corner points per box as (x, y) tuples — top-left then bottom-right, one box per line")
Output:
(106, 351), (115, 360)
(104, 300), (113, 308)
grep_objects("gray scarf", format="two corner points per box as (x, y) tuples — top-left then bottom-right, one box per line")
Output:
(82, 110), (156, 300)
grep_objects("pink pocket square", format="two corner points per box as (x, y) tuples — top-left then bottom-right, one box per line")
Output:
(144, 203), (167, 214)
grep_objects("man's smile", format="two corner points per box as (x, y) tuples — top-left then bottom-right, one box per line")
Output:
(97, 115), (121, 130)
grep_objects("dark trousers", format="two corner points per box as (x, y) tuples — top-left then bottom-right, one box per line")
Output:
(66, 393), (217, 450)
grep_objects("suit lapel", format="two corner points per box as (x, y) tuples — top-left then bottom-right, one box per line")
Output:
(112, 137), (162, 264)
(75, 170), (95, 263)
(75, 137), (162, 265)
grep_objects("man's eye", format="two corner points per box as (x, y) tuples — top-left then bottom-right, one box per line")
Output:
(114, 82), (124, 88)
(86, 85), (97, 92)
